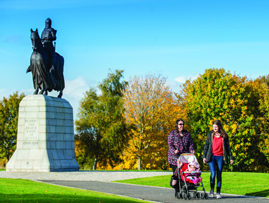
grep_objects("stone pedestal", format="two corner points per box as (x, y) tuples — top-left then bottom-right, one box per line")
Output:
(6, 95), (79, 172)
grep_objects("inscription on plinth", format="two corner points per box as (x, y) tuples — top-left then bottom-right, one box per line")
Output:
(24, 119), (39, 140)
(23, 119), (39, 148)
(23, 141), (39, 149)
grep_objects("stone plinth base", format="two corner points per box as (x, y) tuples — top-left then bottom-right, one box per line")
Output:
(6, 95), (79, 172)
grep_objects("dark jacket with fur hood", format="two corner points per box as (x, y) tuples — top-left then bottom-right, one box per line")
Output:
(203, 130), (234, 164)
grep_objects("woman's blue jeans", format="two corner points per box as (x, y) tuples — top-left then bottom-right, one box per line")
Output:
(208, 155), (223, 194)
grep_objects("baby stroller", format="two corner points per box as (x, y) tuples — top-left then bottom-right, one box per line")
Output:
(174, 153), (208, 200)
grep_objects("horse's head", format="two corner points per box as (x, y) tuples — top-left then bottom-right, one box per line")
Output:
(30, 28), (41, 51)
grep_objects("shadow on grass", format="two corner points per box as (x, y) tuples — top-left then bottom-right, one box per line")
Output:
(245, 190), (269, 197)
(0, 193), (145, 203)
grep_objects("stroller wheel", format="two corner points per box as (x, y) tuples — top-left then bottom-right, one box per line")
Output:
(187, 193), (191, 200)
(183, 193), (188, 200)
(204, 193), (209, 199)
(201, 193), (205, 199)
(196, 192), (201, 199)
(192, 192), (197, 199)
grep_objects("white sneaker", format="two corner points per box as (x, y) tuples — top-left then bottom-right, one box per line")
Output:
(209, 193), (214, 198)
(216, 194), (222, 199)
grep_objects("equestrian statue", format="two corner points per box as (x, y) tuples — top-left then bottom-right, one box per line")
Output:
(27, 18), (65, 98)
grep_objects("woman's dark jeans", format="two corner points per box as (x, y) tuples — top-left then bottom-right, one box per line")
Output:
(170, 164), (179, 193)
(208, 155), (223, 194)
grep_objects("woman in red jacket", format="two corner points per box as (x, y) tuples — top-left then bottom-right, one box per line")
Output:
(203, 120), (234, 199)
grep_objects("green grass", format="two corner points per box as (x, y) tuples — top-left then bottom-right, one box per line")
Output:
(0, 178), (151, 203)
(114, 172), (269, 197)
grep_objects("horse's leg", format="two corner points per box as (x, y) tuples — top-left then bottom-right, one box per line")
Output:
(34, 88), (39, 94)
(39, 89), (44, 94)
(57, 90), (63, 98)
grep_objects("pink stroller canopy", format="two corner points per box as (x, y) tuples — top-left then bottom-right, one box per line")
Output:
(177, 153), (199, 168)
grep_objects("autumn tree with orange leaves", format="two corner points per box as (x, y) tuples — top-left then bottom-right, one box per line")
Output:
(117, 75), (181, 170)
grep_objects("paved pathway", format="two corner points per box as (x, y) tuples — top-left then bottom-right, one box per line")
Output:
(0, 171), (171, 181)
(1, 171), (268, 203)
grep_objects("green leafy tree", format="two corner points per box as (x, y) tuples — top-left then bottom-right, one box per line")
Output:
(0, 92), (25, 164)
(75, 70), (129, 170)
(181, 68), (269, 172)
(256, 75), (269, 171)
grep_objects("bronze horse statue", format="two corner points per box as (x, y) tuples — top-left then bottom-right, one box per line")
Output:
(27, 29), (65, 98)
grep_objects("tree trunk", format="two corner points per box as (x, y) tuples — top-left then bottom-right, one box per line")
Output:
(137, 156), (141, 170)
(93, 157), (97, 170)
(93, 135), (100, 170)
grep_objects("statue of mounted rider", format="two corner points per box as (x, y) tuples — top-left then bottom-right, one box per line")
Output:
(41, 18), (57, 73)
(27, 18), (65, 98)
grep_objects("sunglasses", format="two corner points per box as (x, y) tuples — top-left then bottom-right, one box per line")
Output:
(178, 123), (184, 126)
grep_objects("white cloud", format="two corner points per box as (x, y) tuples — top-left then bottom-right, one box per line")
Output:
(64, 76), (90, 99)
(174, 74), (199, 84)
(50, 76), (95, 119)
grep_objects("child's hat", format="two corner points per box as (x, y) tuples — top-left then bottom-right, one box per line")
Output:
(189, 160), (199, 168)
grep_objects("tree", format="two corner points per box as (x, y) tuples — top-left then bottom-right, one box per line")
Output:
(74, 138), (94, 169)
(75, 70), (129, 170)
(255, 75), (269, 171)
(118, 75), (180, 170)
(0, 92), (25, 164)
(181, 68), (269, 172)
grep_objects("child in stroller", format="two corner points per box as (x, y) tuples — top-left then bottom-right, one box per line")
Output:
(172, 153), (208, 200)
(181, 159), (202, 185)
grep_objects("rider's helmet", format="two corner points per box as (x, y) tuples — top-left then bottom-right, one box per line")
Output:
(45, 18), (52, 28)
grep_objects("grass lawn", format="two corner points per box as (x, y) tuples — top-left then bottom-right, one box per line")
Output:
(114, 172), (269, 198)
(0, 178), (151, 203)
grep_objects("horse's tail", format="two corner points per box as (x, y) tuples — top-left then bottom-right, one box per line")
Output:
(26, 65), (32, 73)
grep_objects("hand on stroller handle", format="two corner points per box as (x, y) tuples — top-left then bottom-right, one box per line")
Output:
(190, 150), (195, 154)
(175, 150), (195, 154)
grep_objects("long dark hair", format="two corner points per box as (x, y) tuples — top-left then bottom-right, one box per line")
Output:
(175, 118), (185, 133)
(213, 120), (227, 138)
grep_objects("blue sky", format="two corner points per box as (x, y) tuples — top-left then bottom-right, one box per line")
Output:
(1, 0), (269, 119)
